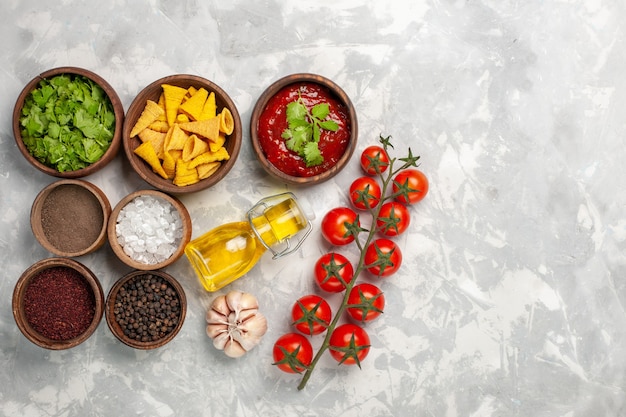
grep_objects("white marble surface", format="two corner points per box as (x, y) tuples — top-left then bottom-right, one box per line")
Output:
(1, 0), (625, 416)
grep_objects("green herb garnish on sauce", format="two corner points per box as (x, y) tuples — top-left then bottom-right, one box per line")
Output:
(281, 96), (339, 167)
(19, 74), (116, 172)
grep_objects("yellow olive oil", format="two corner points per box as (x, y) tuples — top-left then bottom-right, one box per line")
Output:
(185, 196), (309, 292)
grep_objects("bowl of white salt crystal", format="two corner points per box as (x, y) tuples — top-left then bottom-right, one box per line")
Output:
(107, 190), (192, 270)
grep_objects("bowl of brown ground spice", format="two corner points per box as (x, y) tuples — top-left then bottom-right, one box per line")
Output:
(12, 257), (105, 350)
(30, 179), (111, 257)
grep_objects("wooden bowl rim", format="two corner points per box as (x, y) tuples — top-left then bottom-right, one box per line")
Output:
(122, 74), (242, 194)
(250, 73), (358, 185)
(12, 257), (105, 350)
(12, 66), (124, 178)
(107, 189), (192, 270)
(105, 270), (187, 350)
(30, 179), (112, 257)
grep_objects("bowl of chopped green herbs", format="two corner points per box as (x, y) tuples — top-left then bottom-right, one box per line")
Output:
(12, 67), (124, 178)
(250, 73), (357, 185)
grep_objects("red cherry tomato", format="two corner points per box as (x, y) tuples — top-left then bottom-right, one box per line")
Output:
(364, 238), (402, 277)
(291, 294), (332, 335)
(321, 207), (359, 246)
(272, 333), (314, 374)
(346, 283), (385, 323)
(349, 176), (382, 210)
(392, 169), (429, 204)
(328, 323), (371, 366)
(376, 201), (410, 236)
(314, 252), (355, 293)
(360, 145), (390, 175)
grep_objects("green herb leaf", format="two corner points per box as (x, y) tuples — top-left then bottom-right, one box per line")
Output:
(83, 138), (106, 162)
(319, 120), (339, 132)
(286, 101), (307, 123)
(285, 126), (311, 154)
(303, 141), (323, 167)
(311, 103), (330, 120)
(312, 123), (321, 143)
(32, 84), (55, 107)
(19, 74), (116, 172)
(281, 94), (340, 167)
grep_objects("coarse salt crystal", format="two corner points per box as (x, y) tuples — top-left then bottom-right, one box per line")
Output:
(116, 195), (183, 265)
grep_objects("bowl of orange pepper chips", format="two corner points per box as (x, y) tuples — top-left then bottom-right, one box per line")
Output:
(123, 75), (242, 193)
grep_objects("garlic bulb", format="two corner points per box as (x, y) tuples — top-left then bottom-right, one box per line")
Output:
(205, 290), (268, 358)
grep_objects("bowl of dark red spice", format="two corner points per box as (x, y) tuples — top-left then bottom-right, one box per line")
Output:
(105, 270), (186, 349)
(107, 189), (191, 270)
(12, 257), (105, 350)
(30, 179), (111, 257)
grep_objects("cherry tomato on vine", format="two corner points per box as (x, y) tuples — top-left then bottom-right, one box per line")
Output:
(360, 145), (390, 175)
(376, 201), (410, 236)
(314, 252), (355, 293)
(321, 207), (360, 246)
(346, 283), (385, 323)
(392, 169), (429, 204)
(272, 333), (314, 374)
(291, 294), (332, 335)
(328, 324), (371, 367)
(364, 238), (402, 277)
(349, 176), (382, 210)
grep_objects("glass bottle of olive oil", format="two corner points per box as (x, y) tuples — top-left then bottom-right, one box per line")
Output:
(184, 192), (312, 292)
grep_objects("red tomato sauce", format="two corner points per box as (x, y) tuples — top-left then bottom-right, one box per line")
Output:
(257, 82), (351, 177)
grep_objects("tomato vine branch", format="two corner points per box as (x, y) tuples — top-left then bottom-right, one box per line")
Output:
(297, 134), (417, 390)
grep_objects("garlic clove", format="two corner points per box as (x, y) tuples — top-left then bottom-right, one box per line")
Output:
(206, 323), (227, 339)
(236, 308), (258, 323)
(225, 291), (242, 313)
(233, 313), (268, 351)
(206, 308), (228, 325)
(238, 292), (260, 311)
(209, 294), (230, 317)
(223, 340), (247, 358)
(211, 331), (229, 350)
(239, 312), (268, 337)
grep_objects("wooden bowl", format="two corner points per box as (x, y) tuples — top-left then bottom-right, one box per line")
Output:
(12, 66), (124, 178)
(123, 74), (242, 194)
(107, 189), (192, 270)
(12, 257), (105, 350)
(105, 270), (187, 350)
(31, 179), (111, 257)
(250, 73), (358, 185)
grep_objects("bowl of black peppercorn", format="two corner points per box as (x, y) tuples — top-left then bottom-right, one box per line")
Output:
(105, 270), (186, 350)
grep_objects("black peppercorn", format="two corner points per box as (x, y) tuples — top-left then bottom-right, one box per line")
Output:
(114, 273), (180, 342)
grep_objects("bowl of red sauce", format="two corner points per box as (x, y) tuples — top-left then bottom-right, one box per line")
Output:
(250, 74), (358, 185)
